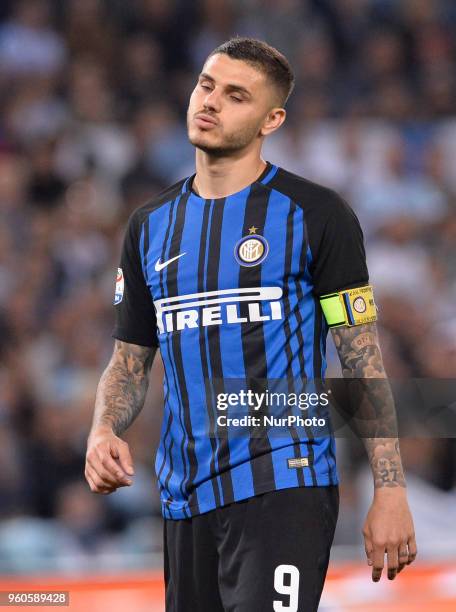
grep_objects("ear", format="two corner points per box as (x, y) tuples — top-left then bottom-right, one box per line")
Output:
(260, 107), (286, 137)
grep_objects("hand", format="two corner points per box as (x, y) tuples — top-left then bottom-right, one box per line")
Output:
(85, 426), (135, 495)
(362, 488), (417, 582)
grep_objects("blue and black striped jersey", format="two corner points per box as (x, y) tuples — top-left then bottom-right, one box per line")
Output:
(113, 162), (368, 519)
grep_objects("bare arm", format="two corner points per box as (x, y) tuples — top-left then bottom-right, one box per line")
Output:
(331, 322), (416, 581)
(330, 322), (406, 489)
(91, 339), (157, 436)
(85, 340), (157, 494)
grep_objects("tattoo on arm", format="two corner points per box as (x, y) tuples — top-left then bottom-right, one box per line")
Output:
(365, 438), (406, 489)
(331, 322), (406, 489)
(92, 340), (157, 436)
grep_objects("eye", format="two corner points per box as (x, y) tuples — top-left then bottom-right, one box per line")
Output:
(200, 83), (212, 91)
(230, 96), (243, 103)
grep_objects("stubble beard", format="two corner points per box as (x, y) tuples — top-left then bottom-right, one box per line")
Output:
(187, 115), (261, 157)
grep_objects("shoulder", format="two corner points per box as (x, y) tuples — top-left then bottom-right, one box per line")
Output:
(121, 176), (189, 244)
(128, 176), (189, 228)
(267, 166), (352, 217)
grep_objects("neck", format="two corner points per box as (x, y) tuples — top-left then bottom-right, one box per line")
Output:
(193, 149), (267, 199)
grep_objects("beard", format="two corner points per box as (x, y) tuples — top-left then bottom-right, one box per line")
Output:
(187, 112), (261, 157)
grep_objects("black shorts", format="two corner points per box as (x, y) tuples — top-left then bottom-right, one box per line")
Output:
(163, 485), (339, 612)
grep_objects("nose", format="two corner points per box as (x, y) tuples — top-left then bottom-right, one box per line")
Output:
(203, 87), (221, 113)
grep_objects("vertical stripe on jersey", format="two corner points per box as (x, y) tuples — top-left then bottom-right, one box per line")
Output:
(302, 225), (331, 485)
(290, 203), (318, 485)
(196, 198), (222, 508)
(239, 182), (275, 495)
(164, 191), (200, 515)
(216, 188), (254, 502)
(276, 200), (306, 486)
(297, 225), (319, 484)
(174, 194), (218, 512)
(261, 193), (316, 486)
(149, 195), (190, 516)
(260, 190), (298, 489)
(144, 208), (172, 506)
(139, 215), (173, 512)
(288, 205), (307, 378)
(152, 198), (188, 515)
(161, 200), (188, 514)
(205, 197), (235, 507)
(141, 202), (174, 511)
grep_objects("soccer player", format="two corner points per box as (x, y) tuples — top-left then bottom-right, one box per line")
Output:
(85, 38), (417, 611)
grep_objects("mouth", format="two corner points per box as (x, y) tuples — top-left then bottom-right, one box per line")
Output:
(194, 113), (219, 128)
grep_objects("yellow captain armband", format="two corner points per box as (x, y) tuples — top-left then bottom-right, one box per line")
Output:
(319, 285), (377, 328)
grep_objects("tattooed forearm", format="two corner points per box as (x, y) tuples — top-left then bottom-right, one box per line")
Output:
(331, 322), (406, 489)
(91, 340), (156, 436)
(365, 438), (407, 488)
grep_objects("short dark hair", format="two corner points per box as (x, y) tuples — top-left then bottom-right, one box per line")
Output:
(208, 37), (295, 106)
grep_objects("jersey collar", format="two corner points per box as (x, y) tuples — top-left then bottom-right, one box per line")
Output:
(181, 161), (278, 198)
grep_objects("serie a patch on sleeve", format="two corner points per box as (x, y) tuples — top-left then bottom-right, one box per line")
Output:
(114, 267), (124, 305)
(319, 285), (377, 328)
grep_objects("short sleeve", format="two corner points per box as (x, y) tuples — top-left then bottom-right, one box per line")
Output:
(310, 193), (369, 296)
(112, 210), (159, 347)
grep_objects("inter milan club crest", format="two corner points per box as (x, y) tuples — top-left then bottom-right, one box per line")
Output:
(353, 296), (367, 313)
(234, 226), (269, 267)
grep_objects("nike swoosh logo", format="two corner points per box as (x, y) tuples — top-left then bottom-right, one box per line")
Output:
(155, 253), (186, 272)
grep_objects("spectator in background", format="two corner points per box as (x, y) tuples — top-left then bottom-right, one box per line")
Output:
(0, 0), (65, 78)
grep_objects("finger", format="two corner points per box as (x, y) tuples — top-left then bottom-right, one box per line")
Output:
(99, 465), (131, 487)
(86, 465), (114, 491)
(88, 459), (124, 488)
(86, 465), (117, 493)
(386, 545), (399, 580)
(364, 536), (374, 566)
(398, 545), (409, 568)
(372, 544), (385, 582)
(89, 446), (132, 486)
(99, 452), (133, 485)
(407, 534), (418, 564)
(85, 469), (113, 495)
(111, 440), (135, 476)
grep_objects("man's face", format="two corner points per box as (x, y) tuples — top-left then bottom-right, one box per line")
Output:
(187, 53), (277, 156)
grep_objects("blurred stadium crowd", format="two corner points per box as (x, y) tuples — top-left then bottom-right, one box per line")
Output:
(0, 0), (456, 573)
